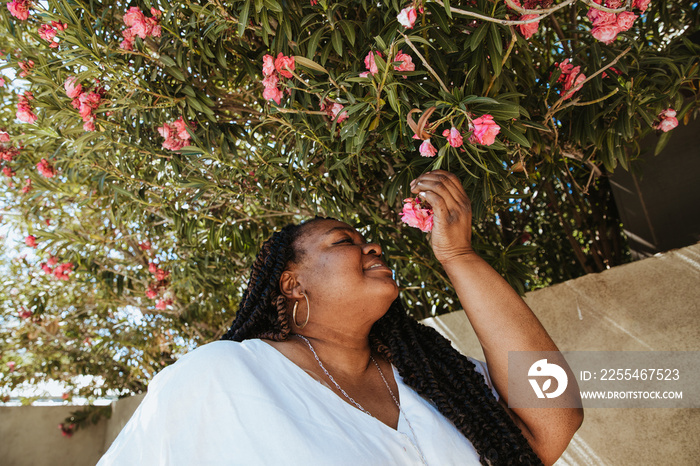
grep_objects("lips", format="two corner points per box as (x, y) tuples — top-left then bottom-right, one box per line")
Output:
(364, 261), (391, 272)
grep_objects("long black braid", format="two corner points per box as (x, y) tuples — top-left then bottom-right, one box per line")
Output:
(222, 218), (543, 465)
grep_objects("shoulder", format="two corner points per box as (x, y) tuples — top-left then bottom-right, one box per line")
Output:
(147, 339), (267, 394)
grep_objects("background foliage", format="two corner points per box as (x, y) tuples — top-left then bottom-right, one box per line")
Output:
(0, 0), (698, 409)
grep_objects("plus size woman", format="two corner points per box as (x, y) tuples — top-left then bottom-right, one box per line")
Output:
(99, 170), (583, 466)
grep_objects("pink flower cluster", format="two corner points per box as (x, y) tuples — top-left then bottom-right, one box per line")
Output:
(17, 91), (37, 124)
(58, 423), (76, 437)
(393, 50), (415, 77)
(145, 261), (173, 309)
(21, 178), (32, 193)
(37, 158), (56, 178)
(397, 6), (418, 29)
(7, 0), (31, 20)
(18, 307), (33, 319)
(25, 235), (37, 248)
(587, 0), (640, 44)
(157, 117), (193, 151)
(262, 53), (295, 104)
(556, 59), (586, 99)
(38, 21), (68, 48)
(442, 127), (464, 148)
(655, 108), (678, 132)
(419, 139), (437, 157)
(469, 115), (501, 145)
(401, 197), (434, 232)
(40, 255), (72, 280)
(319, 98), (348, 124)
(120, 7), (162, 51)
(18, 60), (34, 78)
(65, 77), (104, 131)
(508, 0), (541, 39)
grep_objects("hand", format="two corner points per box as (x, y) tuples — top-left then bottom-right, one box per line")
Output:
(409, 170), (474, 264)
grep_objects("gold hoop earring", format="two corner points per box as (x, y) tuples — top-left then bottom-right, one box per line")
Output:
(292, 293), (310, 329)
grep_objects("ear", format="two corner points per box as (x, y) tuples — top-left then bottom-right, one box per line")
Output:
(279, 269), (305, 300)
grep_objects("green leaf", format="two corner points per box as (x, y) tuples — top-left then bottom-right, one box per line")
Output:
(331, 29), (343, 57)
(294, 56), (328, 74)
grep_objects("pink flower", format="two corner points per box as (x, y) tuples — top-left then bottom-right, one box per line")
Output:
(2, 166), (15, 177)
(393, 50), (415, 73)
(589, 10), (617, 27)
(149, 262), (158, 274)
(1, 147), (19, 162)
(82, 119), (96, 132)
(19, 307), (33, 319)
(155, 268), (170, 281)
(38, 23), (58, 42)
(61, 393), (70, 400)
(591, 25), (620, 44)
(419, 139), (437, 157)
(518, 15), (540, 39)
(7, 0), (31, 20)
(48, 256), (59, 266)
(397, 6), (418, 29)
(37, 158), (56, 178)
(320, 99), (348, 123)
(53, 262), (73, 280)
(329, 103), (348, 123)
(41, 262), (53, 274)
(0, 77), (5, 87)
(262, 54), (275, 76)
(158, 117), (192, 151)
(120, 7), (161, 48)
(21, 178), (32, 193)
(616, 11), (637, 31)
(64, 77), (82, 99)
(633, 0), (650, 12)
(470, 115), (501, 146)
(6, 361), (16, 372)
(262, 74), (279, 89)
(274, 53), (295, 79)
(262, 85), (283, 104)
(442, 127), (463, 148)
(139, 240), (151, 251)
(155, 298), (173, 310)
(146, 286), (158, 299)
(656, 108), (678, 132)
(25, 235), (37, 248)
(400, 197), (434, 232)
(359, 72), (370, 78)
(364, 51), (381, 76)
(557, 60), (586, 99)
(0, 131), (9, 142)
(18, 60), (34, 78)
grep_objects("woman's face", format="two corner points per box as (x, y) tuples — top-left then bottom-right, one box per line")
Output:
(283, 219), (399, 333)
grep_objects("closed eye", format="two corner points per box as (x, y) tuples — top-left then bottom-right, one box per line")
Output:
(335, 237), (353, 244)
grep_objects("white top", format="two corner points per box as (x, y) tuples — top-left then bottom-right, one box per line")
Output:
(98, 339), (499, 465)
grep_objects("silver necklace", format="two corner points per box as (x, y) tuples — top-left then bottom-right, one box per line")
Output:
(296, 334), (428, 465)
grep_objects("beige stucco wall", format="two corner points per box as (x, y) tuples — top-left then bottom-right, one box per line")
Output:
(424, 242), (700, 465)
(2, 243), (699, 465)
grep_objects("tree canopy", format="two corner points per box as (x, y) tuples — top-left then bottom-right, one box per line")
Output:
(1, 0), (698, 416)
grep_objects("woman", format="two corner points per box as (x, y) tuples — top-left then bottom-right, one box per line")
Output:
(99, 170), (583, 465)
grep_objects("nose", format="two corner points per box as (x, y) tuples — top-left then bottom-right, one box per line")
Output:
(363, 242), (382, 256)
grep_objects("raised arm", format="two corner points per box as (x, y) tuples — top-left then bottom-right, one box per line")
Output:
(410, 170), (583, 466)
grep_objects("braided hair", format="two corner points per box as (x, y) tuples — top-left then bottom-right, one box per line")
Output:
(222, 218), (543, 465)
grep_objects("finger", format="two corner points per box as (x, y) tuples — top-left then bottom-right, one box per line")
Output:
(410, 178), (459, 208)
(417, 189), (448, 218)
(427, 170), (471, 206)
(411, 170), (468, 204)
(411, 172), (469, 208)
